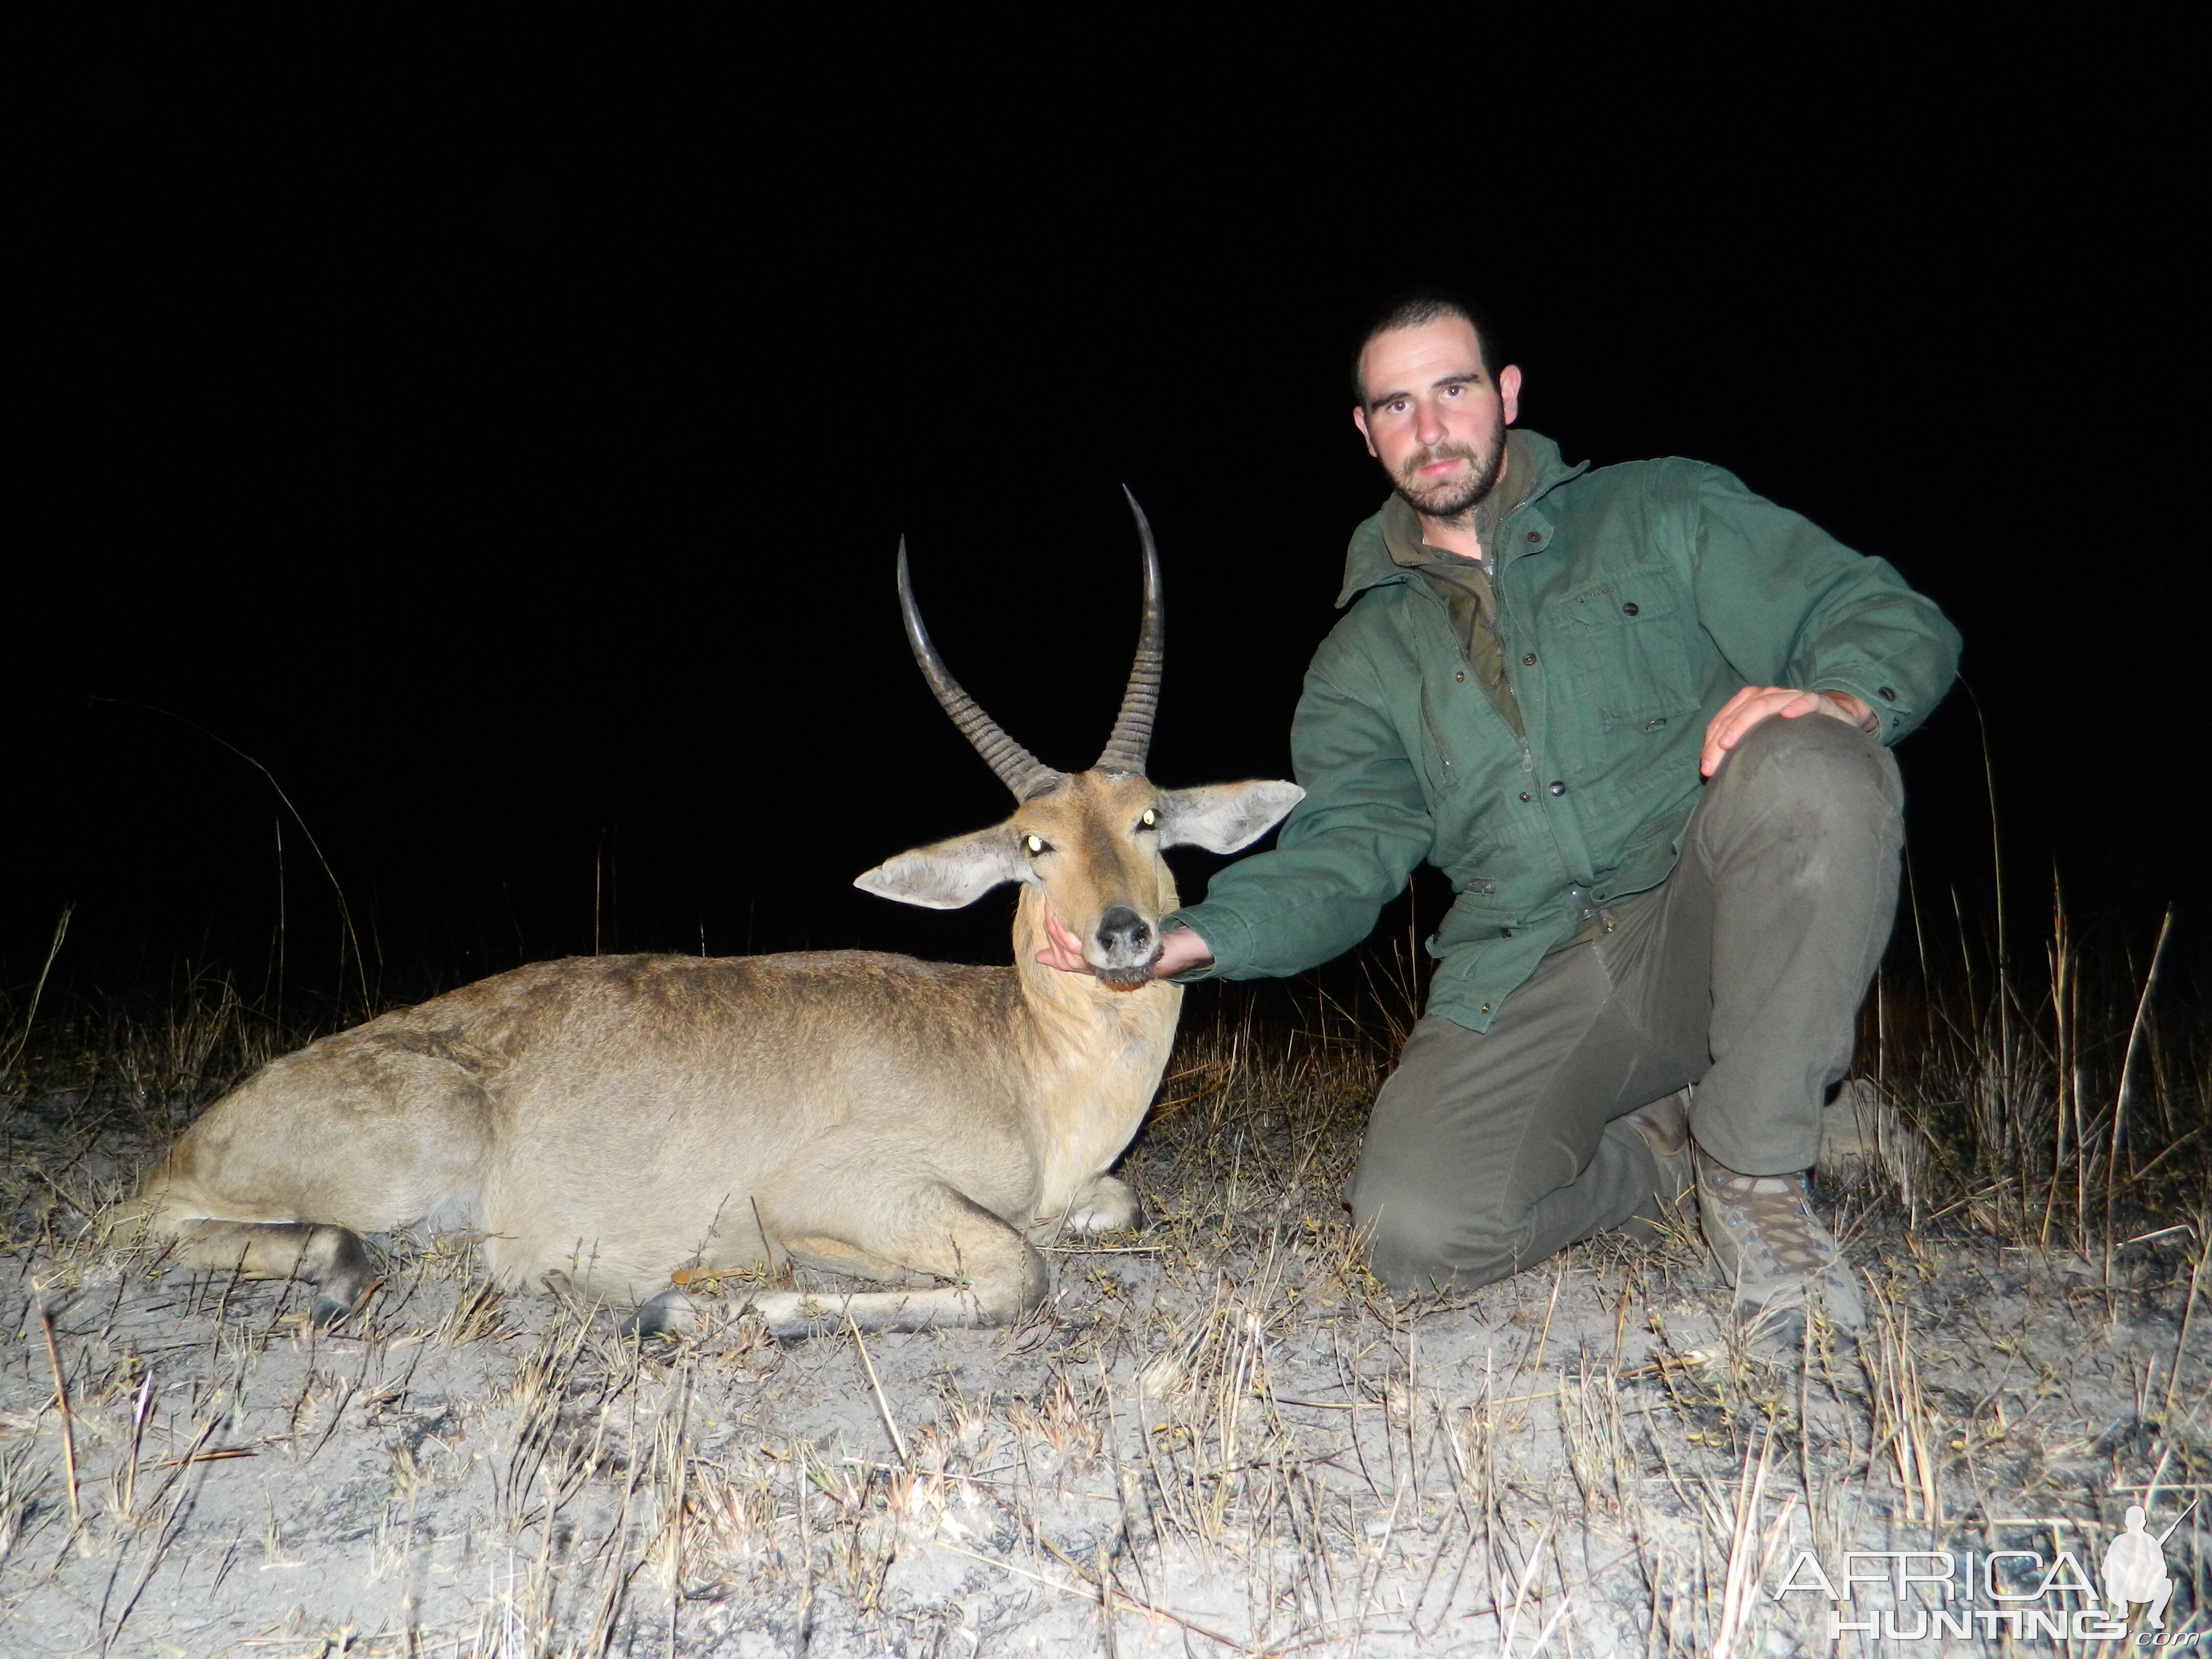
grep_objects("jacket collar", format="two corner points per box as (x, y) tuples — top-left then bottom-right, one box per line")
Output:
(1335, 428), (1588, 609)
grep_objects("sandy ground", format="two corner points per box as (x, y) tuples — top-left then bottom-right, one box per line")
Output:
(3, 1049), (2207, 1655)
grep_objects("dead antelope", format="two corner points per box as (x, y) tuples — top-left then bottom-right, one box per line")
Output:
(141, 494), (1300, 1337)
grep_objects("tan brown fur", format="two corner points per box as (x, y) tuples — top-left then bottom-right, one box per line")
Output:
(142, 770), (1294, 1336)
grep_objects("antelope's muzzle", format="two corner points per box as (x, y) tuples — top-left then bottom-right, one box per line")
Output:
(1093, 905), (1159, 990)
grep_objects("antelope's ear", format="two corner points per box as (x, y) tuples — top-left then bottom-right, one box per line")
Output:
(1156, 780), (1304, 854)
(855, 826), (1028, 910)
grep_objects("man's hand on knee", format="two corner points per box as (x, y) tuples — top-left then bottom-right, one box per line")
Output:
(1700, 686), (1876, 778)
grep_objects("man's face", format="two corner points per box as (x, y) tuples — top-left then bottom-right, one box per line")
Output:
(1353, 316), (1522, 519)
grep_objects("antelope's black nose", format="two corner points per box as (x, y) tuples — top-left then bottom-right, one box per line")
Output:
(1096, 906), (1153, 958)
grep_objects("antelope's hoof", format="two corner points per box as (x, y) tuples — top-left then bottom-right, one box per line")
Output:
(625, 1287), (706, 1342)
(309, 1295), (356, 1331)
(1065, 1176), (1143, 1234)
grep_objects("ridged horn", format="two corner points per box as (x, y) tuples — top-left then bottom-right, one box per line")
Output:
(1094, 486), (1165, 776)
(897, 539), (1065, 802)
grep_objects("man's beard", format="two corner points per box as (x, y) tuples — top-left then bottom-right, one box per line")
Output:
(1392, 429), (1507, 520)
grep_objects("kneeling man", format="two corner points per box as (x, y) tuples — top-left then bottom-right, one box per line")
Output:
(1043, 287), (1960, 1338)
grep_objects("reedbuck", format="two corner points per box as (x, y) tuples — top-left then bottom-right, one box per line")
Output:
(143, 495), (1300, 1337)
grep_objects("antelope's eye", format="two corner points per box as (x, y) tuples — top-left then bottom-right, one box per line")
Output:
(1025, 835), (1046, 855)
(1140, 808), (1158, 828)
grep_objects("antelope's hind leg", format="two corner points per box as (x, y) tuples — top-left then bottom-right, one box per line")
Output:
(161, 1220), (376, 1327)
(745, 1183), (1050, 1338)
(144, 1033), (492, 1327)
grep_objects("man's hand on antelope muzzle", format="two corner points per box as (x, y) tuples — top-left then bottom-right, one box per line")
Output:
(1037, 900), (1148, 988)
(1037, 901), (1214, 985)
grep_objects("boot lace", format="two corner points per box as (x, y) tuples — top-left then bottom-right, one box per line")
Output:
(1705, 1169), (1830, 1277)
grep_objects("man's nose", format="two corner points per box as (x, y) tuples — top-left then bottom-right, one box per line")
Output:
(1415, 399), (1449, 446)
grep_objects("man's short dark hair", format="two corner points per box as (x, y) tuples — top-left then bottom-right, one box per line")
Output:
(1351, 286), (1506, 407)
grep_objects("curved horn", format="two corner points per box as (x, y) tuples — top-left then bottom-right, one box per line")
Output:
(1094, 486), (1165, 776)
(897, 540), (1065, 802)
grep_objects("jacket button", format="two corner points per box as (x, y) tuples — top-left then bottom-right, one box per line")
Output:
(1455, 671), (1465, 682)
(1548, 781), (1566, 796)
(1519, 792), (1531, 801)
(1525, 531), (1541, 544)
(1522, 652), (1537, 666)
(1480, 1004), (1491, 1013)
(1878, 686), (1897, 701)
(1501, 927), (1514, 938)
(1621, 602), (1639, 616)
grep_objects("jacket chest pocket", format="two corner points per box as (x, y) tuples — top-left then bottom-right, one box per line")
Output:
(1414, 675), (1474, 795)
(1546, 571), (1700, 728)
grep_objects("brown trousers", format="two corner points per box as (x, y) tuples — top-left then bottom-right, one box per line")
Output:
(1345, 713), (1904, 1292)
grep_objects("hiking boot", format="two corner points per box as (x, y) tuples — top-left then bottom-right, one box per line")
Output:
(1618, 1090), (1695, 1240)
(1626, 1090), (1695, 1203)
(1695, 1146), (1865, 1341)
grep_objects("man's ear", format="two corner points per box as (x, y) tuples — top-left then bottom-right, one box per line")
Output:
(855, 826), (1027, 910)
(1157, 781), (1304, 854)
(1352, 404), (1377, 456)
(1498, 364), (1522, 426)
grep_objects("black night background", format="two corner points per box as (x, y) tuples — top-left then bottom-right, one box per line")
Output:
(10, 32), (2202, 1016)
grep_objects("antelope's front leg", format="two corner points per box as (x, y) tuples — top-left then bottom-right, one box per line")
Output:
(1063, 1174), (1143, 1234)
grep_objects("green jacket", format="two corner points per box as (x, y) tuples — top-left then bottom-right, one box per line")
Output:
(1169, 430), (1962, 1032)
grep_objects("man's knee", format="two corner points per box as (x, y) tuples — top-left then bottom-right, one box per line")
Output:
(1355, 1190), (1520, 1294)
(1712, 712), (1903, 841)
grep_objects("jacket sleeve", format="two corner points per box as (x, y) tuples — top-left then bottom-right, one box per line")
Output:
(1685, 463), (1962, 743)
(1165, 657), (1434, 981)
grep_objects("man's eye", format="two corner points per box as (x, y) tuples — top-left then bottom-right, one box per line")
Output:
(1443, 383), (1463, 397)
